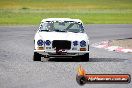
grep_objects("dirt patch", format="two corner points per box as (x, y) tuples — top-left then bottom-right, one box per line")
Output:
(109, 39), (132, 49)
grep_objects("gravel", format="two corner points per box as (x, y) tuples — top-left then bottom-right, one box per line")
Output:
(110, 39), (132, 49)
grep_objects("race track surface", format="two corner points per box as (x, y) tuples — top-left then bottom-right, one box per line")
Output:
(0, 24), (132, 88)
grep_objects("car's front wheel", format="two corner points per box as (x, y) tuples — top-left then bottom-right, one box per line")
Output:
(81, 53), (89, 62)
(33, 52), (41, 61)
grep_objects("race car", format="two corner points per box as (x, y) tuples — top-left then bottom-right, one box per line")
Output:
(33, 18), (89, 61)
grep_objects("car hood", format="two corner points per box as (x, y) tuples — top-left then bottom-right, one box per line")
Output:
(38, 32), (88, 41)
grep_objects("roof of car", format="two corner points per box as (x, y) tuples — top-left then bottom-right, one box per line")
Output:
(41, 18), (83, 23)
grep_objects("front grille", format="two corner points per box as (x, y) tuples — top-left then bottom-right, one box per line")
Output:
(52, 40), (71, 50)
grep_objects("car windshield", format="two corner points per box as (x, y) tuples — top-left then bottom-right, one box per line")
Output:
(39, 21), (84, 33)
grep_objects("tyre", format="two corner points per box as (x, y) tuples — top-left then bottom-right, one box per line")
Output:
(81, 53), (89, 62)
(33, 52), (41, 61)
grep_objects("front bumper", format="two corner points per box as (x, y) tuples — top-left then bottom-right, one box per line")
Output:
(34, 50), (89, 57)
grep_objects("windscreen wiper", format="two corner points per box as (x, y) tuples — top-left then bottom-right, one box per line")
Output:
(53, 29), (66, 32)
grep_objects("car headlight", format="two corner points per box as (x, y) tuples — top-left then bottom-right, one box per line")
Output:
(45, 40), (51, 46)
(80, 40), (86, 47)
(37, 39), (44, 46)
(73, 41), (78, 46)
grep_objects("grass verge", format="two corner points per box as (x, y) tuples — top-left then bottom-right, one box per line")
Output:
(0, 9), (132, 25)
(0, 0), (132, 25)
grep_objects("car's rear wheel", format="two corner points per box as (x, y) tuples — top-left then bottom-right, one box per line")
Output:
(81, 53), (89, 62)
(33, 52), (41, 61)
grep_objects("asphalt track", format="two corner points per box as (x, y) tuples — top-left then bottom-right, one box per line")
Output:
(0, 24), (132, 88)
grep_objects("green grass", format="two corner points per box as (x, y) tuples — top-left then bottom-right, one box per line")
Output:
(0, 0), (132, 25)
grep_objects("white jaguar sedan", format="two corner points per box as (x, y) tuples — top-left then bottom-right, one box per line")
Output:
(33, 18), (89, 61)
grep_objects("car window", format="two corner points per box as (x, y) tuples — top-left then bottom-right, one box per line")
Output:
(68, 23), (84, 33)
(39, 21), (84, 33)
